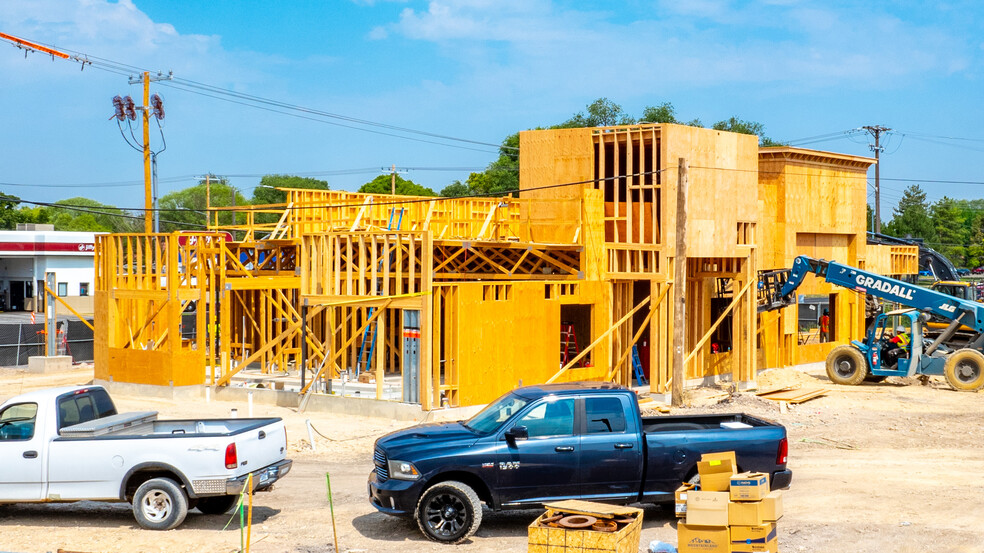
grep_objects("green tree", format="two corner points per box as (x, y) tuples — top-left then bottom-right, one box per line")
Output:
(358, 174), (436, 197)
(641, 102), (678, 124)
(712, 117), (765, 136)
(251, 175), (329, 205)
(441, 132), (520, 198)
(883, 185), (934, 240)
(930, 196), (969, 265)
(0, 193), (23, 229)
(159, 178), (247, 233)
(440, 180), (471, 198)
(251, 175), (329, 224)
(965, 212), (984, 268)
(557, 98), (635, 128)
(48, 197), (136, 232)
(866, 203), (874, 232)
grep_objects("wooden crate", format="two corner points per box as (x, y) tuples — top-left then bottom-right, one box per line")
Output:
(528, 500), (643, 553)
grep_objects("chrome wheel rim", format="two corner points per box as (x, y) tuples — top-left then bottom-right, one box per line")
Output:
(141, 490), (172, 522)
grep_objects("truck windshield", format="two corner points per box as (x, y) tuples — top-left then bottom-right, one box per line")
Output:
(463, 393), (529, 435)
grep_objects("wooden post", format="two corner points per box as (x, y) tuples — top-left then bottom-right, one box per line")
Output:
(300, 303), (308, 391)
(671, 158), (688, 407)
(375, 308), (385, 400)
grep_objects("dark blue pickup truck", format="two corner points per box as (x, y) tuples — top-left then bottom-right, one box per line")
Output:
(369, 382), (791, 543)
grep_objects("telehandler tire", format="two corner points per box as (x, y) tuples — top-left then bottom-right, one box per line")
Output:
(943, 349), (984, 391)
(826, 345), (867, 386)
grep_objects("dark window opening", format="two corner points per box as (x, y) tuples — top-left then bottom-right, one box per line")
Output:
(560, 304), (593, 367)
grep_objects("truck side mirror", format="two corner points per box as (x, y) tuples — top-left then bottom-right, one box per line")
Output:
(505, 425), (528, 443)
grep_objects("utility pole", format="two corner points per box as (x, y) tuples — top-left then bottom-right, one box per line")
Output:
(127, 71), (172, 233)
(390, 164), (397, 195)
(671, 158), (688, 407)
(205, 174), (211, 228)
(863, 125), (891, 234)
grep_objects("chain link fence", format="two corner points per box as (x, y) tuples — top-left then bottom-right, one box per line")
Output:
(0, 319), (94, 366)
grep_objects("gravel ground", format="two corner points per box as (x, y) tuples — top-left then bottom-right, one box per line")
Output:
(0, 363), (981, 553)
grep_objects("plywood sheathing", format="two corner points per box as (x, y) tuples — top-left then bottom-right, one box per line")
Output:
(756, 147), (877, 369)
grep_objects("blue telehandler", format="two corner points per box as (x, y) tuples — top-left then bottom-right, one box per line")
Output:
(759, 255), (984, 391)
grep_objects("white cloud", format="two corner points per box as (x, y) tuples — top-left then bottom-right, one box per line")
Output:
(372, 0), (978, 99)
(0, 0), (223, 82)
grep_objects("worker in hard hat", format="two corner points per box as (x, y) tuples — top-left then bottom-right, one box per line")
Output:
(885, 325), (911, 368)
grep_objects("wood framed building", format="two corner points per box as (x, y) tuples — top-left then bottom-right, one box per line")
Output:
(93, 124), (913, 409)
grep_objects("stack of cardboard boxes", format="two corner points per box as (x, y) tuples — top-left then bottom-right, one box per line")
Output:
(675, 451), (783, 553)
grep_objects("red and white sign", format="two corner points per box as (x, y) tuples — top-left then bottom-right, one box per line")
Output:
(0, 242), (95, 254)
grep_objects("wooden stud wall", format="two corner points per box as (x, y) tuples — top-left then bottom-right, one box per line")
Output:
(864, 244), (919, 277)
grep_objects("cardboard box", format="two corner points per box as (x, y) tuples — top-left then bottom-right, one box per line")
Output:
(675, 483), (696, 518)
(761, 491), (783, 521)
(685, 491), (729, 526)
(731, 522), (778, 553)
(677, 523), (730, 553)
(730, 472), (770, 501)
(697, 451), (737, 492)
(729, 500), (765, 526)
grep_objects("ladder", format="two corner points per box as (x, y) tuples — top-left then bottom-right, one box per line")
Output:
(631, 344), (648, 385)
(560, 322), (579, 367)
(355, 208), (405, 375)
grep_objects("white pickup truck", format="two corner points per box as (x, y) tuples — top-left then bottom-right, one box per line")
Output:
(0, 385), (292, 530)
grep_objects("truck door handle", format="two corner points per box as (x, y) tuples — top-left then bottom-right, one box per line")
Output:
(258, 430), (266, 439)
(555, 446), (574, 452)
(23, 450), (37, 459)
(614, 443), (634, 449)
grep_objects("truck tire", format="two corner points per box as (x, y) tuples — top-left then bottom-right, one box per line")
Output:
(944, 349), (984, 391)
(132, 477), (188, 530)
(197, 495), (239, 515)
(415, 480), (482, 544)
(825, 345), (867, 386)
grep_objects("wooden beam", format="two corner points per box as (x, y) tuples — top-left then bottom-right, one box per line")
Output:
(672, 157), (687, 407)
(683, 277), (756, 366)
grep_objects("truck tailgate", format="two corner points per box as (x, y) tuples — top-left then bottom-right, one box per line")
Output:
(233, 419), (287, 476)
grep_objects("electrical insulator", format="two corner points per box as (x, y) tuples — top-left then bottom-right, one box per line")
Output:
(150, 93), (165, 120)
(112, 95), (126, 121)
(123, 96), (137, 121)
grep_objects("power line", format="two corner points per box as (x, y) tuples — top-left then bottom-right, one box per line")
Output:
(892, 130), (984, 143)
(0, 194), (204, 228)
(0, 34), (514, 154)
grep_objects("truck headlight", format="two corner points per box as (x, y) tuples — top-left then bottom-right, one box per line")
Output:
(387, 459), (421, 480)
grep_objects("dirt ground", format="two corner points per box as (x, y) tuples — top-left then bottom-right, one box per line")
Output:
(0, 364), (982, 553)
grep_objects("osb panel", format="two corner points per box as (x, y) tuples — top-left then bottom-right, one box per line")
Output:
(453, 280), (608, 406)
(662, 124), (760, 259)
(519, 128), (594, 244)
(865, 244), (919, 276)
(792, 233), (849, 295)
(107, 348), (204, 387)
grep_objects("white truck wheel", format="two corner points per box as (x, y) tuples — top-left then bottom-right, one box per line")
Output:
(132, 477), (189, 530)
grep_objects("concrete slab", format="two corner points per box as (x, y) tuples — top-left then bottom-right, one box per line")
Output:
(26, 355), (73, 373)
(94, 379), (204, 401)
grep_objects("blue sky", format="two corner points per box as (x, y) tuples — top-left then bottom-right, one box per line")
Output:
(1, 0), (983, 223)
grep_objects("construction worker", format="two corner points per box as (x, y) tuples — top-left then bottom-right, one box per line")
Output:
(819, 309), (830, 343)
(885, 325), (911, 368)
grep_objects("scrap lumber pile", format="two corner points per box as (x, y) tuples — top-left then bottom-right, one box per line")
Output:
(528, 500), (642, 553)
(755, 385), (828, 404)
